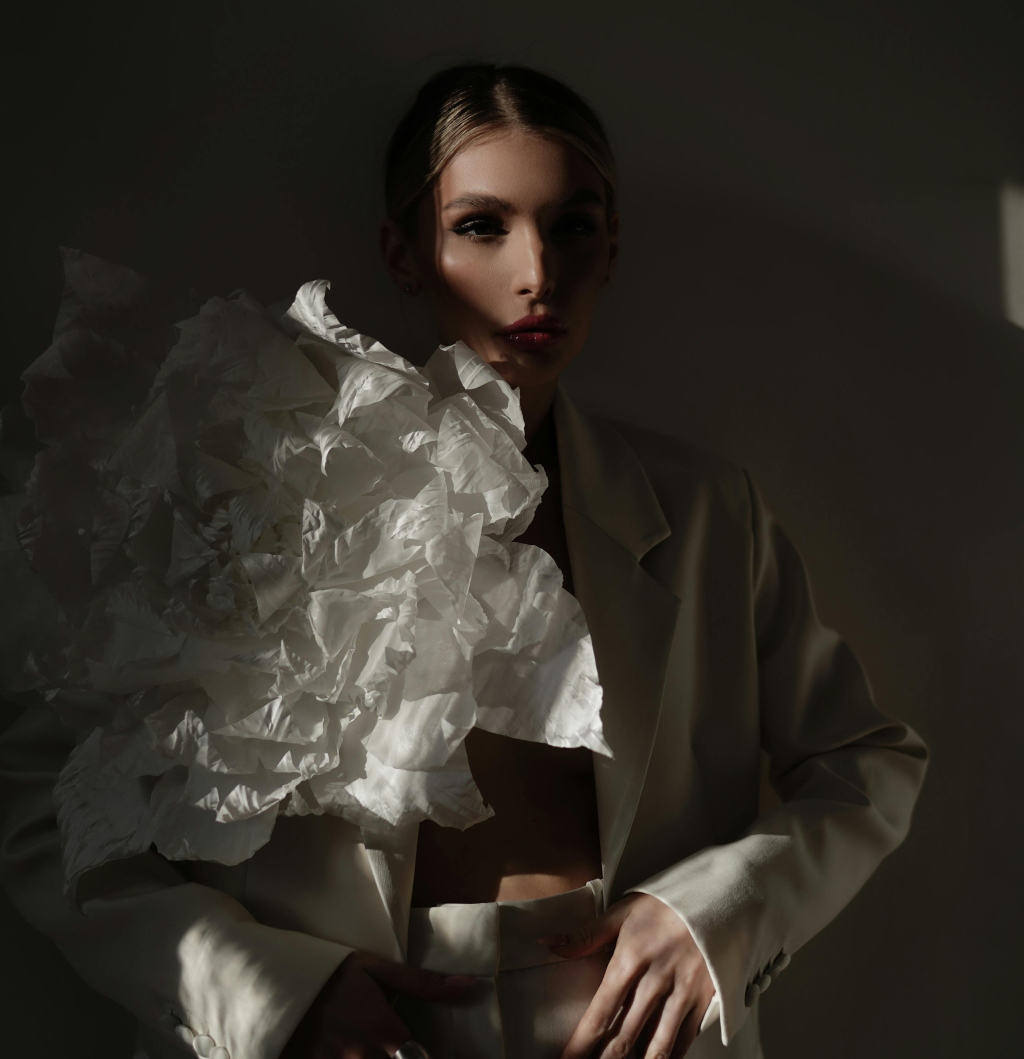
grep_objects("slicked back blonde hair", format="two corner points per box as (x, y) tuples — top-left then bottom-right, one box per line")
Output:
(385, 64), (617, 233)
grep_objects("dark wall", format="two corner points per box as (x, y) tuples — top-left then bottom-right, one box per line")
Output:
(3, 2), (1023, 1056)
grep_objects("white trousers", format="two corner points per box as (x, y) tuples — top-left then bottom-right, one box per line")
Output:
(394, 881), (763, 1059)
(396, 881), (609, 1059)
(136, 882), (762, 1059)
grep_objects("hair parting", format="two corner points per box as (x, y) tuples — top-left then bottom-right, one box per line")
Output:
(385, 63), (617, 233)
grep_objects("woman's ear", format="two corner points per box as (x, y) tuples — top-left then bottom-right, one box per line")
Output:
(379, 219), (421, 295)
(604, 210), (620, 285)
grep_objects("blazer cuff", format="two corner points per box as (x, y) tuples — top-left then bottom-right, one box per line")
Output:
(72, 882), (354, 1059)
(627, 835), (795, 1047)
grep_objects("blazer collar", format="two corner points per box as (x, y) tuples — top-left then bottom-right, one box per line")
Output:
(554, 389), (679, 899)
(554, 389), (671, 562)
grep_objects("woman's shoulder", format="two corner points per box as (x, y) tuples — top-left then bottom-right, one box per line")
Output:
(609, 417), (745, 487)
(586, 411), (755, 536)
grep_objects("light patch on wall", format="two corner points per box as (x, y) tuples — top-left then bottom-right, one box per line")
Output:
(1000, 182), (1024, 328)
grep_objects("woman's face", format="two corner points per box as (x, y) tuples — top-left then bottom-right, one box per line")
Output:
(382, 129), (618, 397)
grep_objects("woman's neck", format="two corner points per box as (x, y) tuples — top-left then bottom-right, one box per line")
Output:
(519, 379), (558, 443)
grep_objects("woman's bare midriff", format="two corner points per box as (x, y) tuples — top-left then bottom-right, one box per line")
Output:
(410, 412), (601, 907)
(410, 726), (603, 905)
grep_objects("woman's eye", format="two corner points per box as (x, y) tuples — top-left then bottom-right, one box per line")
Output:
(554, 213), (600, 236)
(452, 216), (507, 239)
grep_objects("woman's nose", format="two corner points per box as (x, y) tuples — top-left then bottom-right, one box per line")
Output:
(513, 227), (555, 299)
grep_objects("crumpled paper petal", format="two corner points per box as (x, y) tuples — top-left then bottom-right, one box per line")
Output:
(5, 258), (609, 894)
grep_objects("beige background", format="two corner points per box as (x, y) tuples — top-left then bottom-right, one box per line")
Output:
(3, 1), (1023, 1056)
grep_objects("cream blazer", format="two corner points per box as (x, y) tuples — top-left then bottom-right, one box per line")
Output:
(0, 390), (928, 1059)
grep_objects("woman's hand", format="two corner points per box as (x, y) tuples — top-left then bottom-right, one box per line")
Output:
(550, 893), (714, 1059)
(280, 952), (473, 1059)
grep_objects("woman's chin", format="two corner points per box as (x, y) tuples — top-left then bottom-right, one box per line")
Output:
(475, 340), (577, 391)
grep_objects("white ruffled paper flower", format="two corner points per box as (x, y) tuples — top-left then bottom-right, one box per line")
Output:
(26, 263), (608, 895)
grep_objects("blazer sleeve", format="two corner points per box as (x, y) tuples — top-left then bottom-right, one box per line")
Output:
(629, 472), (929, 1045)
(0, 702), (354, 1059)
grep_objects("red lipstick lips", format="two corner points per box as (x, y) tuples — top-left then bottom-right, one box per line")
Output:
(497, 314), (566, 352)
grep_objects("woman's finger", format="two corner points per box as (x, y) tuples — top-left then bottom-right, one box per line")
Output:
(639, 988), (692, 1059)
(545, 894), (640, 959)
(597, 972), (673, 1059)
(669, 1003), (705, 1058)
(360, 957), (475, 1000)
(561, 951), (642, 1059)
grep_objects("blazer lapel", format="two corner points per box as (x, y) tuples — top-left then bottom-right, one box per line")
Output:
(554, 391), (680, 900)
(360, 823), (418, 957)
(360, 391), (679, 939)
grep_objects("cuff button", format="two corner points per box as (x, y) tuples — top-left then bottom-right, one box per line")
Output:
(744, 982), (759, 1007)
(211, 1048), (230, 1059)
(756, 973), (772, 993)
(193, 1034), (215, 1057)
(773, 952), (791, 972)
(174, 1025), (195, 1046)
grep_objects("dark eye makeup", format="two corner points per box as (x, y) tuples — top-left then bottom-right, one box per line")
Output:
(449, 209), (603, 242)
(552, 212), (601, 236)
(451, 214), (507, 239)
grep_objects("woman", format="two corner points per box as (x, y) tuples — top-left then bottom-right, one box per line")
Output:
(0, 65), (927, 1059)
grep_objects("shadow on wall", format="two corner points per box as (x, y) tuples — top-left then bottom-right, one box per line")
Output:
(2, 187), (1023, 1058)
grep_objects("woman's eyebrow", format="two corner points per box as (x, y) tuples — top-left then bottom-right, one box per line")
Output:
(442, 193), (514, 212)
(441, 188), (605, 213)
(556, 189), (605, 209)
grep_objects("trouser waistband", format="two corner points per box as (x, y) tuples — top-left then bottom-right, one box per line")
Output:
(406, 879), (604, 976)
